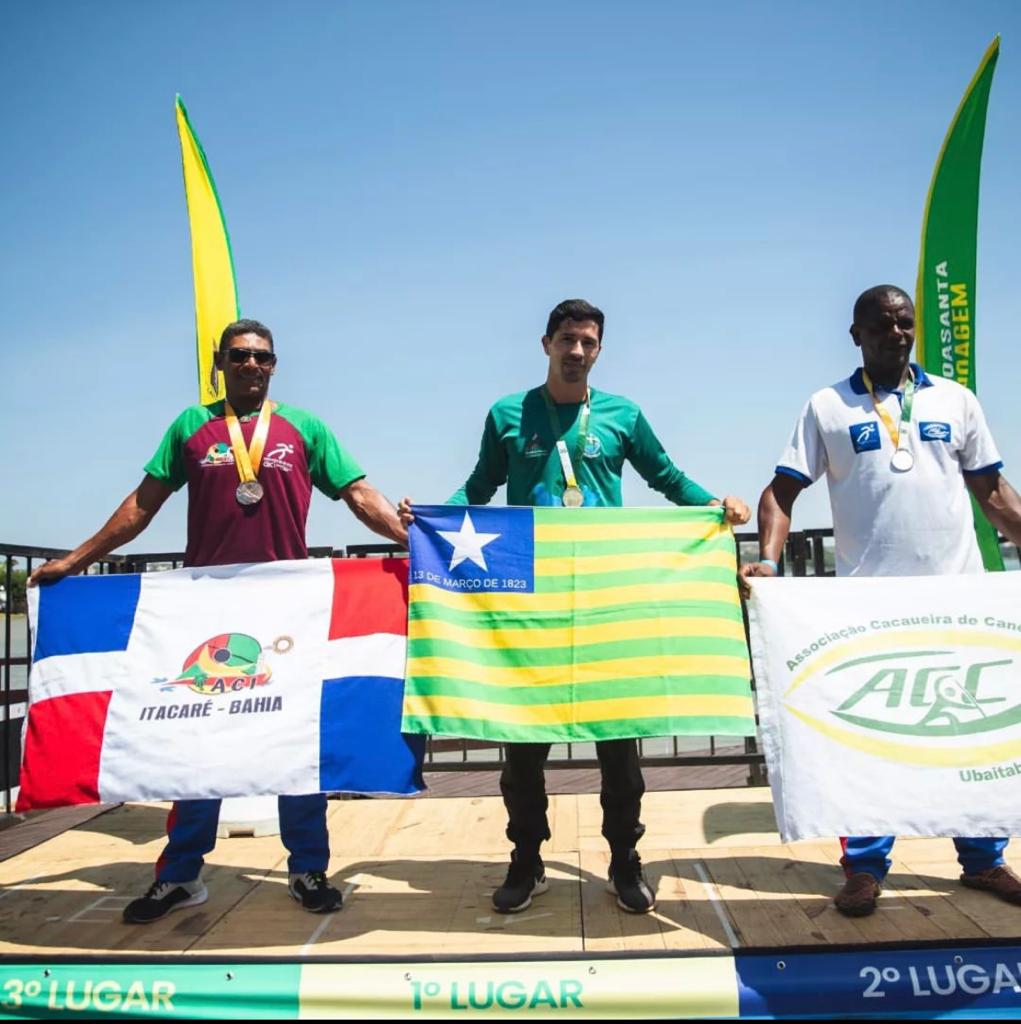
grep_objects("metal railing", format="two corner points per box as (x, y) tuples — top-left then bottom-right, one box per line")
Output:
(5, 530), (1020, 811)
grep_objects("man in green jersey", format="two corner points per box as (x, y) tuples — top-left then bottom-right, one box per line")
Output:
(400, 298), (749, 914)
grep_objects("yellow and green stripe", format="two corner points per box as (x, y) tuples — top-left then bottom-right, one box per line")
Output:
(403, 507), (754, 742)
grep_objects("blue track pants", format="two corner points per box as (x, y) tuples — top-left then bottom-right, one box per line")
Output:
(841, 835), (1008, 881)
(155, 795), (329, 882)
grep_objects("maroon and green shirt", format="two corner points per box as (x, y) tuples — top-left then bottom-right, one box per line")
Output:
(144, 399), (364, 567)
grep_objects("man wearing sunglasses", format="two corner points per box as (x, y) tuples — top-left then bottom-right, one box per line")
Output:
(30, 318), (407, 923)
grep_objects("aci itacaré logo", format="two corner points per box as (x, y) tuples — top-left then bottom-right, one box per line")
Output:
(153, 632), (293, 696)
(784, 627), (1021, 766)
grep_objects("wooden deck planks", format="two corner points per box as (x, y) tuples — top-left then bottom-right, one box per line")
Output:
(2, 791), (1019, 959)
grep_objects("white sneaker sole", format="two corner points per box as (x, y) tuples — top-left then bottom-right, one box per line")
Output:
(606, 879), (656, 914)
(175, 885), (209, 911)
(123, 883), (207, 925)
(493, 877), (549, 914)
(288, 886), (344, 913)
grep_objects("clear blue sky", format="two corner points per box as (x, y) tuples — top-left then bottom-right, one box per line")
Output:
(3, 1), (1020, 553)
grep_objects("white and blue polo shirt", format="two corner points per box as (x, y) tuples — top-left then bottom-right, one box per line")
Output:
(777, 364), (1002, 577)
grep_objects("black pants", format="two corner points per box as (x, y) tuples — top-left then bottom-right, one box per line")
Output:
(500, 738), (646, 852)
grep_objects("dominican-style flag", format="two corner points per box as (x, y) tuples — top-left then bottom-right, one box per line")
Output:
(19, 558), (424, 810)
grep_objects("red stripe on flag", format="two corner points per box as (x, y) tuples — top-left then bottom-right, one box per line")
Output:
(329, 557), (408, 639)
(16, 691), (112, 811)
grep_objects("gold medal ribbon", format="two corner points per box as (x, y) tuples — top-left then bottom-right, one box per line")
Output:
(225, 400), (273, 485)
(861, 369), (915, 451)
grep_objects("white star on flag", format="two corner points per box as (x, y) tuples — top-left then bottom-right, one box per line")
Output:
(437, 511), (501, 571)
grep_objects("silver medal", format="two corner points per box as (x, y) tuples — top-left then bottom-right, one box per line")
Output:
(236, 480), (265, 505)
(562, 485), (584, 507)
(891, 448), (914, 472)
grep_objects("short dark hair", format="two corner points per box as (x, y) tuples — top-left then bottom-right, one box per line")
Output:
(852, 285), (913, 325)
(545, 299), (605, 341)
(219, 318), (274, 351)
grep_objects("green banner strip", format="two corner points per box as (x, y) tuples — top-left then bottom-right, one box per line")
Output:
(0, 963), (301, 1019)
(0, 958), (739, 1020)
(915, 36), (1004, 571)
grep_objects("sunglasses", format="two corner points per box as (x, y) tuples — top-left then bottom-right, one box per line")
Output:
(226, 348), (277, 366)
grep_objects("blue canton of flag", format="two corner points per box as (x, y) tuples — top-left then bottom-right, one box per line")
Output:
(849, 421), (881, 454)
(410, 506), (535, 593)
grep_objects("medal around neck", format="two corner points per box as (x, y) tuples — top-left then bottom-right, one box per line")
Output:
(225, 400), (273, 507)
(236, 480), (265, 505)
(891, 448), (914, 472)
(562, 485), (584, 507)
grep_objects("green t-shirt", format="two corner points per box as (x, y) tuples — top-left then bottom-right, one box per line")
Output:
(143, 399), (364, 566)
(449, 387), (716, 508)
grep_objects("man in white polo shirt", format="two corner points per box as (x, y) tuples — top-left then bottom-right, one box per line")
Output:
(742, 284), (1021, 916)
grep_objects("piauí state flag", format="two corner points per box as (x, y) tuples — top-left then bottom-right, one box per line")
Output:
(403, 505), (754, 743)
(18, 558), (424, 810)
(175, 96), (239, 406)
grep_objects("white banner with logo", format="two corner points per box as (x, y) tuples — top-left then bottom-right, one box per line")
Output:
(747, 573), (1021, 841)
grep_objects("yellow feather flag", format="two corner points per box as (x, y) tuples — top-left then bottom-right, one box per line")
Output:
(175, 96), (239, 405)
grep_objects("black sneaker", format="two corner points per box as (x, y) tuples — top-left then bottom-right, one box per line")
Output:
(492, 851), (548, 913)
(288, 871), (343, 913)
(608, 850), (655, 913)
(122, 879), (208, 924)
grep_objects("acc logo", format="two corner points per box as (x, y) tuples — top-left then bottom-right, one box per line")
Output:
(583, 434), (602, 459)
(786, 633), (1021, 766)
(156, 633), (293, 696)
(201, 442), (235, 467)
(849, 421), (881, 454)
(920, 421), (952, 442)
(828, 651), (1017, 737)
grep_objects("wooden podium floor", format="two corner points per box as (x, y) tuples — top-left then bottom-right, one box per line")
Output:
(2, 788), (1020, 959)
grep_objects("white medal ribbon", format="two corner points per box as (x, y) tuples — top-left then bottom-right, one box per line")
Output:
(555, 439), (578, 490)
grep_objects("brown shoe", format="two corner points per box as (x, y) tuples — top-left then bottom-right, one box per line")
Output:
(834, 872), (882, 917)
(960, 865), (1021, 905)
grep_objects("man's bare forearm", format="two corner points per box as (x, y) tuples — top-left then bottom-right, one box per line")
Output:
(30, 476), (171, 584)
(757, 484), (791, 561)
(757, 473), (808, 561)
(342, 479), (408, 547)
(77, 502), (152, 565)
(969, 473), (1021, 548)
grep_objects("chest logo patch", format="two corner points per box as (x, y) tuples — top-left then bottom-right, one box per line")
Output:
(524, 433), (547, 459)
(201, 442), (235, 467)
(583, 433), (602, 459)
(264, 442), (296, 472)
(849, 421), (881, 454)
(919, 421), (952, 443)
